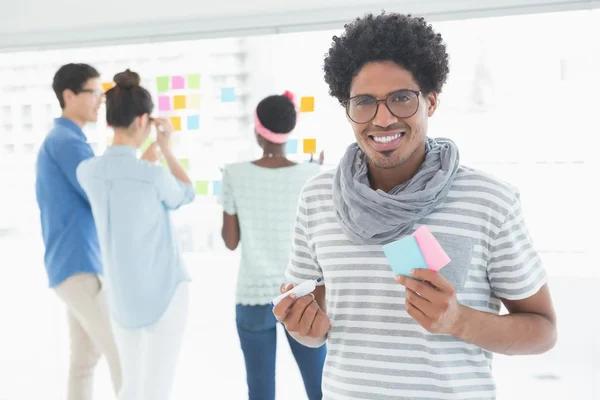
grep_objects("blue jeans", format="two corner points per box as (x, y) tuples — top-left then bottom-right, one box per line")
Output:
(236, 304), (326, 400)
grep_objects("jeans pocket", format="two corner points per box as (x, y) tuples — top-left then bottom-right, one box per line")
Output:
(236, 304), (277, 332)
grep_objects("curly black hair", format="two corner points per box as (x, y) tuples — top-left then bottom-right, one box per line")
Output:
(323, 12), (450, 104)
(256, 94), (297, 135)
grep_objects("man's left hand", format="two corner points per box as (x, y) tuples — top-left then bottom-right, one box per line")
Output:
(395, 269), (464, 336)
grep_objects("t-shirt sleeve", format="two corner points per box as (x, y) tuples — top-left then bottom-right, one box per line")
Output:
(487, 192), (547, 300)
(284, 191), (324, 285)
(154, 167), (195, 210)
(218, 166), (236, 215)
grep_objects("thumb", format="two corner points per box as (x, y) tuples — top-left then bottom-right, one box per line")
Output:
(280, 283), (294, 294)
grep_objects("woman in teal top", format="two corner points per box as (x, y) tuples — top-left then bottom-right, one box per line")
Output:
(220, 92), (326, 400)
(77, 70), (194, 400)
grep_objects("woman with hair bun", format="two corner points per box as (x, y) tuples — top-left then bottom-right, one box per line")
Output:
(220, 91), (326, 400)
(76, 69), (194, 400)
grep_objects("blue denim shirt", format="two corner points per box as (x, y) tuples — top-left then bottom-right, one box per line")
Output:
(35, 117), (102, 287)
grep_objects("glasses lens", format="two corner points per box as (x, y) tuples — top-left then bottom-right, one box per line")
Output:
(387, 90), (419, 119)
(347, 95), (378, 124)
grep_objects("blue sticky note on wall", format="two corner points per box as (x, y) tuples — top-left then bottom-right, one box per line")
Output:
(187, 115), (200, 130)
(382, 236), (428, 277)
(221, 88), (236, 102)
(213, 180), (221, 196)
(286, 139), (298, 154)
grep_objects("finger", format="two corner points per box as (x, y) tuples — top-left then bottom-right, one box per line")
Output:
(409, 269), (455, 294)
(272, 292), (297, 321)
(395, 274), (445, 304)
(298, 301), (319, 336)
(405, 297), (434, 330)
(309, 309), (329, 337)
(405, 288), (439, 319)
(279, 283), (295, 294)
(285, 296), (315, 327)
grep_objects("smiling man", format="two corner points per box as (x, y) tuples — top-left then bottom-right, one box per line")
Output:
(273, 12), (557, 400)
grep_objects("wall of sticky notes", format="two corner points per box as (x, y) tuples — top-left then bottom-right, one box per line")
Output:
(156, 74), (202, 132)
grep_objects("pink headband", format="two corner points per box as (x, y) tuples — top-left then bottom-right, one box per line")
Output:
(254, 90), (297, 144)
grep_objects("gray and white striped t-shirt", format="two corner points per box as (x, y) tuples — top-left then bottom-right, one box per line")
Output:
(285, 166), (547, 400)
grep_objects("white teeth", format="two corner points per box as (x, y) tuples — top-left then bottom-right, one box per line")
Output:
(372, 133), (402, 143)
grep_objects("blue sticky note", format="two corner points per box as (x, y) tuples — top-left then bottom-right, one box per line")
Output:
(382, 236), (428, 277)
(187, 115), (200, 130)
(286, 139), (298, 154)
(221, 88), (236, 102)
(213, 180), (221, 196)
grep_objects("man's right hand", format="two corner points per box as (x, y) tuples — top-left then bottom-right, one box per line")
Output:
(273, 283), (330, 338)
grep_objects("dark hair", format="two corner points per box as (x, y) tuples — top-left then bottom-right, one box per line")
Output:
(323, 12), (450, 104)
(105, 69), (154, 128)
(256, 92), (297, 135)
(52, 63), (100, 109)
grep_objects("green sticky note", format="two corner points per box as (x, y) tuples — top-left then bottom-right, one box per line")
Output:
(141, 137), (153, 152)
(195, 181), (209, 195)
(180, 158), (189, 169)
(161, 159), (168, 167)
(188, 74), (200, 89)
(157, 76), (170, 92)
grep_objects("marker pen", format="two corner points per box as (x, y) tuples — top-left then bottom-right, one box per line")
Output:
(271, 278), (322, 307)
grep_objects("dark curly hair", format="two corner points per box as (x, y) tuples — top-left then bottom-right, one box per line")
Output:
(256, 93), (297, 135)
(323, 12), (449, 104)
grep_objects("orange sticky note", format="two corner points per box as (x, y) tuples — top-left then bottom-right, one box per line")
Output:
(188, 94), (201, 109)
(303, 138), (317, 154)
(102, 82), (115, 92)
(300, 96), (315, 112)
(170, 116), (182, 131)
(173, 95), (186, 110)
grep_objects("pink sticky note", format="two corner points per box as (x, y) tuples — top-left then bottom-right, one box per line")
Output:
(158, 96), (171, 111)
(412, 226), (450, 271)
(172, 76), (185, 90)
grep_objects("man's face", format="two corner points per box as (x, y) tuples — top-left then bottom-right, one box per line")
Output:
(63, 78), (103, 123)
(347, 61), (438, 169)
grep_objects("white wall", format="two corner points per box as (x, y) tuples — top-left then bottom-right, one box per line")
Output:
(1, 0), (597, 50)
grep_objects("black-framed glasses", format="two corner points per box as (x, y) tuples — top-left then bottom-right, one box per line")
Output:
(77, 88), (105, 98)
(344, 89), (421, 124)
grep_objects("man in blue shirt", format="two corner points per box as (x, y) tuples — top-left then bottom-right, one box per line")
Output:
(35, 64), (122, 400)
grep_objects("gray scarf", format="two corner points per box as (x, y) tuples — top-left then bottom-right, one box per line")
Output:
(332, 137), (460, 245)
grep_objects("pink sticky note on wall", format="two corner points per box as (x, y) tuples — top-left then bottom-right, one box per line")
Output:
(158, 96), (171, 111)
(172, 76), (185, 90)
(412, 226), (451, 271)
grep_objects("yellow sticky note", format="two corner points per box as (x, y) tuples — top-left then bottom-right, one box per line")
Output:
(170, 116), (182, 131)
(303, 138), (317, 154)
(173, 95), (186, 110)
(102, 82), (115, 92)
(188, 94), (201, 109)
(300, 96), (315, 112)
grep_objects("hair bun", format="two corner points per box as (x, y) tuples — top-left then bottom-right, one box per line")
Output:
(113, 69), (140, 89)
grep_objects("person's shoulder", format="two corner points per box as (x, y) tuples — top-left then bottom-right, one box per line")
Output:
(75, 156), (101, 183)
(299, 168), (335, 200)
(454, 165), (520, 205)
(223, 161), (253, 176)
